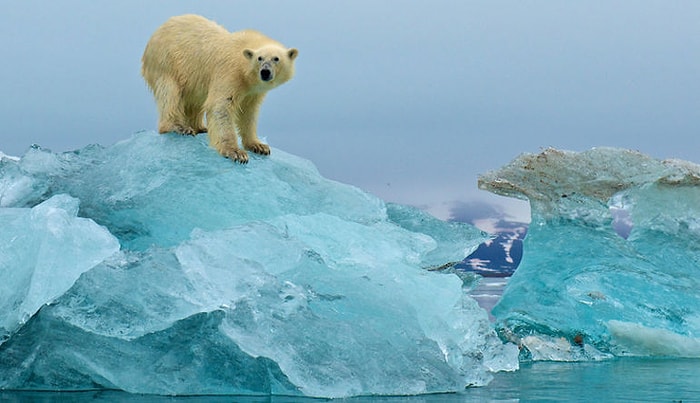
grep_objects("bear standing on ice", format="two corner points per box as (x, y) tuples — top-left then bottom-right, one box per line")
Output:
(141, 14), (298, 163)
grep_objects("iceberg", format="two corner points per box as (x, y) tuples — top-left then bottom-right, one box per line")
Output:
(0, 132), (518, 397)
(479, 147), (700, 360)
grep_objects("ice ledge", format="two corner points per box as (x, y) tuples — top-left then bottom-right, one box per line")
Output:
(478, 147), (700, 222)
(0, 151), (20, 162)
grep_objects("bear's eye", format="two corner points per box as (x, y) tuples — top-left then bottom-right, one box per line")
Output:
(273, 56), (280, 63)
(257, 56), (264, 62)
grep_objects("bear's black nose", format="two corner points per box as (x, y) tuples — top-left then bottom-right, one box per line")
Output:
(260, 69), (272, 81)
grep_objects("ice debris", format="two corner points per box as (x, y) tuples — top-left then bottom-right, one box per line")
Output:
(0, 131), (518, 397)
(480, 147), (700, 360)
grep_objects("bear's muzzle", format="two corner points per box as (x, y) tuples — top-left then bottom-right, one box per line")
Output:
(260, 62), (274, 82)
(260, 68), (273, 81)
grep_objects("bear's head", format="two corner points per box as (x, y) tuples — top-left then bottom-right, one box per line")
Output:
(243, 45), (298, 88)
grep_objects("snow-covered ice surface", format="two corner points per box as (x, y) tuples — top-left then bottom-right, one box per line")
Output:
(0, 132), (518, 397)
(480, 147), (700, 361)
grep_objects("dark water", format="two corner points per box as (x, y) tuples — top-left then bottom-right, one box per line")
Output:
(2, 358), (698, 402)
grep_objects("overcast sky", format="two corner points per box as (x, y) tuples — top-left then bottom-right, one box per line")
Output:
(2, 1), (699, 223)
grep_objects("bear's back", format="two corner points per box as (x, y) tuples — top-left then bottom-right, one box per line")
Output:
(142, 15), (235, 81)
(232, 29), (284, 50)
(156, 15), (231, 45)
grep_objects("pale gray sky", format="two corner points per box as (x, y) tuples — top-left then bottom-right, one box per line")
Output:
(2, 1), (699, 222)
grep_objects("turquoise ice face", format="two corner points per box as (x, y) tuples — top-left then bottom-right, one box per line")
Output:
(481, 147), (700, 360)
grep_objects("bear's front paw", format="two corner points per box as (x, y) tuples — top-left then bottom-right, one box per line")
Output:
(246, 142), (271, 156)
(222, 148), (249, 164)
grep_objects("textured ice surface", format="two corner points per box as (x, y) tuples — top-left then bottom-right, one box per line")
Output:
(0, 194), (119, 340)
(480, 147), (700, 360)
(0, 132), (518, 397)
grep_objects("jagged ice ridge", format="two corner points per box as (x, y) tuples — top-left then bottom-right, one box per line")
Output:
(0, 132), (518, 397)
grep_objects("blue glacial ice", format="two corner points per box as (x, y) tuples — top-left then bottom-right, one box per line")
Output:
(479, 147), (700, 361)
(0, 194), (119, 338)
(0, 132), (519, 397)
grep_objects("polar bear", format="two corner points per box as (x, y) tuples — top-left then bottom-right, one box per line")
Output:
(141, 14), (298, 163)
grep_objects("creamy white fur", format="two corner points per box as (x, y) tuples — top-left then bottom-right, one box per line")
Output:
(142, 14), (298, 163)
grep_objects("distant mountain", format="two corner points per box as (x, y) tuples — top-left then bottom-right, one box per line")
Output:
(455, 219), (528, 277)
(450, 208), (631, 276)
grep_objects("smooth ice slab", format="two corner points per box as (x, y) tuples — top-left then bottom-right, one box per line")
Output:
(479, 147), (700, 360)
(0, 132), (517, 397)
(0, 194), (119, 340)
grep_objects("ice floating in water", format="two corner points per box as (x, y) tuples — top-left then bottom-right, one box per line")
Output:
(0, 132), (518, 397)
(479, 147), (700, 361)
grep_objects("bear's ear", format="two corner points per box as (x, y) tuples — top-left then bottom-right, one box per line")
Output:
(243, 49), (255, 60)
(287, 48), (299, 60)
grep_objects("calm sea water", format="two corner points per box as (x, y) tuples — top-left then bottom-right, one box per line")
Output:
(3, 278), (698, 402)
(469, 276), (509, 323)
(2, 358), (699, 402)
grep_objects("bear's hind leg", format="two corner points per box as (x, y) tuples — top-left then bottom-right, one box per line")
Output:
(154, 76), (196, 135)
(185, 107), (207, 134)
